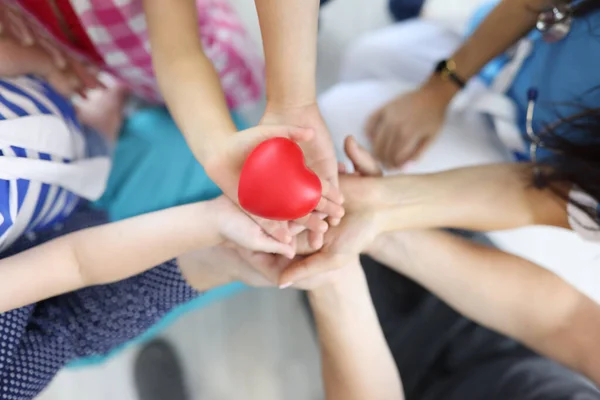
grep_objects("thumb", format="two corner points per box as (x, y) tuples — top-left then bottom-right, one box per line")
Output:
(255, 124), (314, 143)
(344, 136), (382, 177)
(252, 232), (296, 259)
(279, 252), (341, 287)
(0, 39), (54, 77)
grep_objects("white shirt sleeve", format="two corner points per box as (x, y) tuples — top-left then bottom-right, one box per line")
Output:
(568, 187), (600, 242)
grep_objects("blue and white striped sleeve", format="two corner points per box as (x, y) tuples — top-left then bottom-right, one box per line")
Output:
(0, 76), (83, 251)
(568, 187), (600, 242)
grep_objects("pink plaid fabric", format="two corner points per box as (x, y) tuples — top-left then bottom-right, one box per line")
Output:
(10, 0), (264, 109)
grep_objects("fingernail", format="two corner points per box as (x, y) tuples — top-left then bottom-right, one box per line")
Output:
(279, 282), (293, 289)
(319, 221), (328, 232)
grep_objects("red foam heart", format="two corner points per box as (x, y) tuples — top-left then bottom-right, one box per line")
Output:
(238, 137), (322, 220)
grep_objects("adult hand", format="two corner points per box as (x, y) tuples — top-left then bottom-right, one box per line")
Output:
(0, 4), (102, 97)
(178, 245), (275, 291)
(202, 124), (319, 246)
(236, 248), (356, 291)
(277, 137), (385, 287)
(261, 103), (345, 249)
(365, 78), (454, 169)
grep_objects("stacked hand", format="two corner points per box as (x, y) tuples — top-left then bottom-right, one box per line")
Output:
(365, 77), (456, 169)
(184, 135), (390, 291)
(0, 3), (102, 97)
(202, 104), (345, 255)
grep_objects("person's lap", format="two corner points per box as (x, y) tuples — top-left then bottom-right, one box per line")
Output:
(361, 254), (600, 400)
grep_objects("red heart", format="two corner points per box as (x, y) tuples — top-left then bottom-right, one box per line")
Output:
(238, 137), (322, 220)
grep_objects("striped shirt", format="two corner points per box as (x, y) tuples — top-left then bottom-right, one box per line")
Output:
(0, 76), (86, 252)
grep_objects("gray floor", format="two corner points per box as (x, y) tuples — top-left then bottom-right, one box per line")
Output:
(40, 289), (324, 400)
(38, 0), (391, 399)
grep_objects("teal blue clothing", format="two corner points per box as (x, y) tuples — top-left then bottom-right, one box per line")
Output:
(94, 107), (249, 220)
(466, 1), (600, 222)
(68, 108), (250, 368)
(467, 0), (600, 148)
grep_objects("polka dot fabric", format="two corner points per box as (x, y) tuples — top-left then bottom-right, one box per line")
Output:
(0, 205), (200, 399)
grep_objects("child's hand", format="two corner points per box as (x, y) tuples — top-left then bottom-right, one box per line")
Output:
(209, 196), (296, 259)
(203, 124), (323, 247)
(0, 4), (103, 97)
(261, 104), (346, 249)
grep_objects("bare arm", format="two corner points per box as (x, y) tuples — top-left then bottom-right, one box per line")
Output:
(0, 194), (296, 313)
(0, 202), (220, 313)
(368, 230), (600, 385)
(143, 0), (236, 163)
(254, 0), (320, 108)
(425, 0), (547, 101)
(309, 263), (404, 400)
(373, 163), (569, 233)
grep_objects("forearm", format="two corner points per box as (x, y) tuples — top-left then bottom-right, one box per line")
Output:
(0, 201), (221, 312)
(423, 0), (544, 101)
(375, 163), (568, 232)
(367, 230), (600, 385)
(255, 0), (319, 108)
(309, 266), (403, 400)
(143, 0), (236, 162)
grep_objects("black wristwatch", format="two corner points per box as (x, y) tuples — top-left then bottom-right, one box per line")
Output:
(434, 59), (466, 89)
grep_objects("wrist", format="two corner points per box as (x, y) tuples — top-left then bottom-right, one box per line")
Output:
(423, 73), (461, 106)
(188, 123), (238, 166)
(196, 200), (228, 247)
(177, 250), (235, 292)
(308, 265), (365, 304)
(263, 100), (319, 116)
(371, 173), (454, 232)
(375, 164), (542, 232)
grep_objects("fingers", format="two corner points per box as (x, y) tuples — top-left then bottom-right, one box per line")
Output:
(252, 215), (292, 244)
(295, 232), (315, 255)
(235, 249), (282, 285)
(36, 37), (67, 70)
(69, 59), (103, 91)
(289, 221), (307, 236)
(0, 39), (51, 76)
(365, 108), (383, 140)
(251, 232), (296, 259)
(0, 33), (85, 98)
(409, 137), (432, 162)
(392, 135), (419, 168)
(279, 253), (344, 287)
(4, 8), (34, 46)
(320, 177), (344, 205)
(258, 125), (315, 143)
(344, 136), (382, 177)
(313, 178), (344, 228)
(46, 69), (82, 98)
(372, 117), (391, 165)
(308, 230), (324, 251)
(294, 212), (328, 235)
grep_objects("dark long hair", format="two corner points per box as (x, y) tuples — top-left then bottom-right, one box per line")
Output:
(536, 107), (600, 221)
(531, 0), (600, 224)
